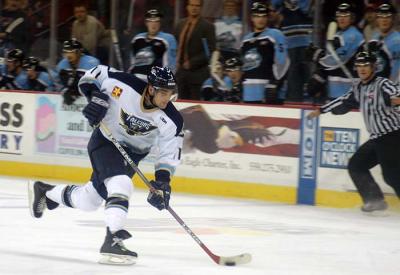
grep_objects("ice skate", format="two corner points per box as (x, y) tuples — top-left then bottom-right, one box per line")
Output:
(99, 227), (137, 265)
(361, 200), (388, 216)
(28, 181), (58, 218)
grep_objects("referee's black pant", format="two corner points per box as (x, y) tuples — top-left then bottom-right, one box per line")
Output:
(348, 130), (400, 203)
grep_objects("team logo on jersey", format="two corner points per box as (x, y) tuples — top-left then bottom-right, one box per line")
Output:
(112, 86), (123, 98)
(120, 109), (157, 136)
(135, 46), (155, 67)
(242, 48), (262, 71)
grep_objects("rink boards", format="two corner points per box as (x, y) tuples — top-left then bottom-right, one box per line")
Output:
(0, 91), (397, 208)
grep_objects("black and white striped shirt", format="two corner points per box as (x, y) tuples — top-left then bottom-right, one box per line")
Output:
(320, 76), (400, 139)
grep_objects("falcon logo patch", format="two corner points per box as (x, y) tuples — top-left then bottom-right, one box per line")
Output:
(120, 109), (157, 136)
(112, 86), (123, 98)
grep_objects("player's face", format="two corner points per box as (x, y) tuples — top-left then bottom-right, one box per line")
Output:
(356, 64), (374, 81)
(376, 15), (393, 33)
(187, 0), (202, 18)
(251, 14), (268, 31)
(6, 60), (18, 73)
(223, 1), (239, 17)
(152, 88), (175, 109)
(146, 20), (161, 36)
(74, 6), (88, 22)
(336, 14), (352, 30)
(63, 51), (80, 65)
(26, 69), (38, 79)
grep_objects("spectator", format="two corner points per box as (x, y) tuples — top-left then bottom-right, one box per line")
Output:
(22, 56), (55, 91)
(129, 9), (177, 82)
(0, 48), (29, 90)
(275, 0), (313, 102)
(0, 0), (30, 55)
(240, 2), (289, 104)
(175, 0), (216, 100)
(55, 39), (100, 105)
(71, 3), (110, 63)
(214, 0), (243, 61)
(367, 3), (400, 84)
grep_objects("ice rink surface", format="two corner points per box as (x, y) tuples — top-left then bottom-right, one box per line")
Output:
(0, 177), (399, 275)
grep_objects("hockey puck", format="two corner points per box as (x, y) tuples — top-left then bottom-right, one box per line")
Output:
(225, 261), (236, 266)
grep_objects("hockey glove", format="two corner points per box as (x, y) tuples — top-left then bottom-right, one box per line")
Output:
(62, 88), (79, 105)
(82, 91), (110, 127)
(305, 43), (325, 63)
(147, 180), (171, 210)
(367, 41), (382, 53)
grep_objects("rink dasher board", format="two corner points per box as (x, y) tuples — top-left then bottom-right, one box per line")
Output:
(0, 90), (396, 208)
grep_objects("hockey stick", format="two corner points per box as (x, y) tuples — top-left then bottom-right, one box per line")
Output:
(111, 29), (124, 70)
(99, 122), (252, 266)
(325, 22), (356, 84)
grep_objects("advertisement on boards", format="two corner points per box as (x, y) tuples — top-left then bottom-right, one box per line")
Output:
(0, 92), (35, 156)
(35, 95), (92, 158)
(142, 102), (302, 186)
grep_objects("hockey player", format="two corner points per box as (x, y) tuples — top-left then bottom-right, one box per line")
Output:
(55, 38), (100, 105)
(308, 51), (400, 213)
(0, 48), (29, 90)
(129, 9), (177, 81)
(214, 0), (243, 61)
(23, 56), (55, 91)
(275, 0), (313, 102)
(367, 3), (400, 84)
(240, 2), (290, 104)
(28, 65), (183, 265)
(307, 3), (364, 99)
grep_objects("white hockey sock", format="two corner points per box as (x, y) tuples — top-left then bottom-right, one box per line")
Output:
(45, 185), (67, 205)
(105, 207), (128, 233)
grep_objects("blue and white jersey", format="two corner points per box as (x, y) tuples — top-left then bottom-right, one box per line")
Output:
(0, 62), (29, 90)
(277, 0), (313, 49)
(55, 54), (100, 91)
(129, 31), (177, 81)
(319, 26), (364, 98)
(26, 71), (55, 91)
(240, 28), (290, 101)
(214, 16), (243, 54)
(370, 30), (400, 84)
(78, 65), (183, 176)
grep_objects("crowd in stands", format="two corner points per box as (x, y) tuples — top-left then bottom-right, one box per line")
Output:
(0, 0), (399, 105)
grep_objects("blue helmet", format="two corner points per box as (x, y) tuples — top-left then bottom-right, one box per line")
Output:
(147, 66), (177, 92)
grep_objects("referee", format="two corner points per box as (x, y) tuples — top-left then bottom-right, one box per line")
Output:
(308, 51), (400, 213)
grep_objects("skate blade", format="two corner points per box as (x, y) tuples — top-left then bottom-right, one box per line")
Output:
(98, 253), (137, 265)
(362, 210), (390, 217)
(27, 181), (35, 218)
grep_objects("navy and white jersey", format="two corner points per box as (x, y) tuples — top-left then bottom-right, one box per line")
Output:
(129, 32), (177, 81)
(78, 65), (184, 176)
(319, 26), (364, 98)
(0, 62), (29, 90)
(276, 0), (313, 49)
(55, 54), (100, 91)
(214, 16), (243, 55)
(26, 71), (55, 91)
(240, 28), (290, 101)
(320, 76), (400, 139)
(370, 30), (400, 84)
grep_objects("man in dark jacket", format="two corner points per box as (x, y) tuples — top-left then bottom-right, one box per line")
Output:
(175, 0), (216, 100)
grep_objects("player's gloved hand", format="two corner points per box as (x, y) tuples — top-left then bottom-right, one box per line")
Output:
(368, 41), (382, 52)
(147, 180), (171, 210)
(307, 73), (326, 98)
(82, 91), (109, 127)
(62, 88), (79, 105)
(305, 43), (325, 62)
